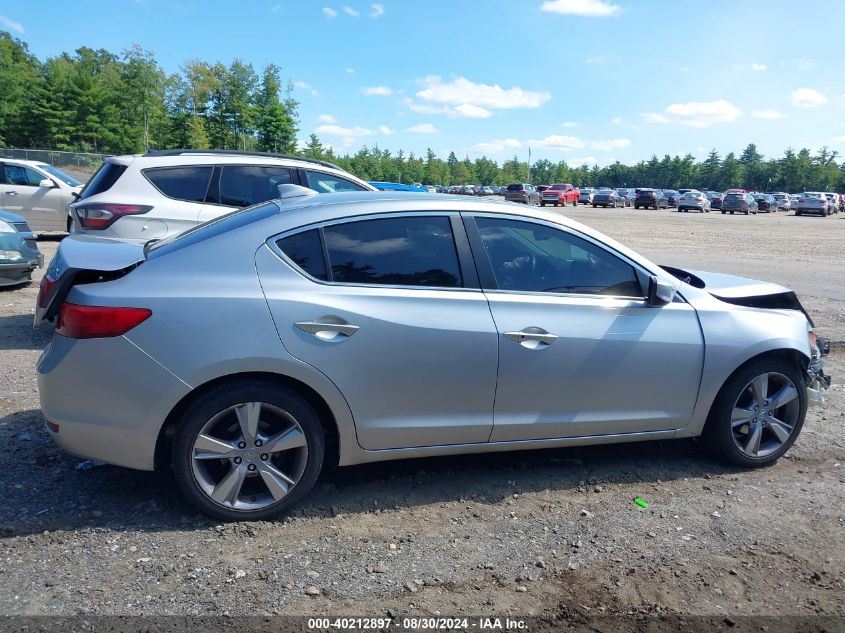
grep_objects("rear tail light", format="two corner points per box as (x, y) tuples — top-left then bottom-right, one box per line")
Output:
(74, 204), (152, 230)
(56, 303), (152, 339)
(38, 274), (56, 308)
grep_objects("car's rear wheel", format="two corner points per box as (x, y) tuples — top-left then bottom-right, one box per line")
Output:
(173, 381), (325, 521)
(700, 357), (806, 467)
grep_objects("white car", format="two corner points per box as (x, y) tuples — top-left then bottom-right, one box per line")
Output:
(824, 192), (840, 214)
(794, 192), (830, 217)
(0, 159), (83, 232)
(677, 190), (711, 213)
(70, 150), (375, 241)
(771, 192), (791, 211)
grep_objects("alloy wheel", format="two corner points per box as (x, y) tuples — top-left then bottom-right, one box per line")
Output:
(730, 372), (800, 459)
(190, 402), (309, 510)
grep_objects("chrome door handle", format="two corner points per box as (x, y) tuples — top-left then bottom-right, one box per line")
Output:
(6, 191), (18, 196)
(295, 318), (359, 340)
(503, 327), (558, 349)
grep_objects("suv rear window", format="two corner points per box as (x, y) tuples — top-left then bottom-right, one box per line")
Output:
(144, 166), (214, 202)
(506, 184), (523, 191)
(77, 162), (127, 201)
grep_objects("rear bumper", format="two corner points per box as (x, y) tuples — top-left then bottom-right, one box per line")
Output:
(38, 334), (191, 471)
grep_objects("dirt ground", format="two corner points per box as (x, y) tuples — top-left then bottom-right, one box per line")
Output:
(0, 207), (843, 625)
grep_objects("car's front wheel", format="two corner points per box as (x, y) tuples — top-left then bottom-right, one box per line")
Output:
(173, 381), (325, 521)
(700, 357), (806, 467)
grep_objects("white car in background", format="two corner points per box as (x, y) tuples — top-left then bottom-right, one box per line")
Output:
(794, 192), (831, 217)
(0, 159), (83, 232)
(69, 150), (375, 241)
(771, 192), (791, 211)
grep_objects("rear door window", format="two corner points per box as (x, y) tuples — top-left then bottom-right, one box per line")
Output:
(277, 229), (328, 281)
(323, 216), (462, 288)
(218, 165), (295, 207)
(77, 162), (127, 201)
(144, 166), (214, 202)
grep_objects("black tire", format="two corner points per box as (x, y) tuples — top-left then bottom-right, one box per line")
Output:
(592, 204), (597, 208)
(66, 216), (73, 233)
(572, 200), (577, 207)
(699, 356), (807, 467)
(172, 380), (325, 521)
(540, 202), (546, 207)
(721, 211), (726, 214)
(795, 211), (802, 216)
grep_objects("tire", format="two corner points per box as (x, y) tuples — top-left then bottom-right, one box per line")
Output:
(721, 211), (726, 215)
(699, 356), (806, 468)
(572, 199), (577, 207)
(795, 211), (802, 216)
(66, 216), (73, 233)
(540, 202), (546, 207)
(592, 204), (597, 208)
(172, 380), (325, 521)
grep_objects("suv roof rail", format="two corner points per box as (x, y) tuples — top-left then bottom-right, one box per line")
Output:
(143, 149), (342, 171)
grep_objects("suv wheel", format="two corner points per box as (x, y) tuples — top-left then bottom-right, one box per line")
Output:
(700, 357), (806, 467)
(173, 381), (325, 521)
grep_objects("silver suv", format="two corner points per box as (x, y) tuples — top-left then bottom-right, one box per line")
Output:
(69, 150), (375, 240)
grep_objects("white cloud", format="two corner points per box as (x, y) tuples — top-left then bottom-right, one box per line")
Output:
(610, 117), (622, 125)
(453, 103), (492, 118)
(416, 75), (551, 112)
(343, 6), (359, 16)
(469, 138), (522, 155)
(316, 124), (373, 138)
(562, 121), (580, 128)
(345, 68), (355, 74)
(643, 99), (742, 128)
(540, 0), (621, 17)
(589, 138), (630, 151)
(360, 86), (393, 96)
(527, 135), (586, 152)
(567, 156), (599, 165)
(781, 58), (815, 71)
(751, 63), (767, 72)
(294, 81), (319, 96)
(832, 136), (845, 144)
(753, 109), (786, 120)
(369, 3), (385, 17)
(733, 62), (768, 72)
(406, 123), (439, 134)
(318, 114), (337, 123)
(378, 125), (395, 135)
(322, 7), (337, 17)
(0, 15), (24, 32)
(791, 88), (828, 108)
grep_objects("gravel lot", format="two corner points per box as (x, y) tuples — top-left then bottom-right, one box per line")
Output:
(0, 207), (843, 623)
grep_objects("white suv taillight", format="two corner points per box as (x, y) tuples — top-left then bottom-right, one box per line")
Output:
(75, 204), (152, 230)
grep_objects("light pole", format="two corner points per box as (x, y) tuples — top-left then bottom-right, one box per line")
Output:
(527, 146), (532, 183)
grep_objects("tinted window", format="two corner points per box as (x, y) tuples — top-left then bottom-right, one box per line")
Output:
(145, 166), (213, 202)
(475, 217), (642, 297)
(324, 216), (462, 288)
(277, 229), (328, 281)
(506, 184), (523, 191)
(305, 170), (368, 193)
(38, 164), (82, 187)
(218, 165), (294, 207)
(77, 162), (127, 201)
(3, 164), (43, 186)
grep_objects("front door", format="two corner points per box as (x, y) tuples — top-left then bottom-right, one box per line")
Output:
(0, 163), (66, 231)
(256, 213), (499, 450)
(467, 215), (704, 442)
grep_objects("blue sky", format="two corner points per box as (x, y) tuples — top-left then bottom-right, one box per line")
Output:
(3, 0), (845, 165)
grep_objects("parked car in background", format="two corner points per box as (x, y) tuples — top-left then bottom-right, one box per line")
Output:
(537, 185), (550, 194)
(592, 188), (624, 208)
(69, 150), (375, 241)
(705, 191), (723, 210)
(771, 192), (791, 211)
(789, 194), (800, 209)
(0, 158), (83, 232)
(369, 181), (427, 192)
(0, 210), (42, 286)
(35, 188), (829, 520)
(824, 193), (840, 214)
(677, 190), (711, 213)
(634, 188), (668, 209)
(541, 183), (580, 207)
(503, 183), (539, 205)
(753, 194), (778, 213)
(479, 186), (495, 196)
(794, 192), (831, 216)
(614, 188), (634, 206)
(663, 190), (680, 208)
(721, 192), (758, 215)
(578, 188), (596, 205)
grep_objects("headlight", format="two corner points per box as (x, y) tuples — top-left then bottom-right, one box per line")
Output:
(0, 250), (23, 261)
(0, 220), (15, 233)
(808, 330), (820, 361)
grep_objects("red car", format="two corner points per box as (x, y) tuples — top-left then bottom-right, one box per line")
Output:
(540, 183), (580, 207)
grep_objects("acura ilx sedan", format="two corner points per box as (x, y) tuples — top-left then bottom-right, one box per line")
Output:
(36, 187), (830, 521)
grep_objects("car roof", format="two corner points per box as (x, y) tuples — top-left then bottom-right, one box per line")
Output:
(0, 158), (48, 168)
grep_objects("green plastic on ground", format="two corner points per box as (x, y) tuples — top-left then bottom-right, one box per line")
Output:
(634, 497), (649, 508)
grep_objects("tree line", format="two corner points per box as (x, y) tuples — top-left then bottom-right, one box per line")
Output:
(2, 30), (844, 193)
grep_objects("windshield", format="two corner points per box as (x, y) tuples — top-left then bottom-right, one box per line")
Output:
(37, 164), (82, 187)
(549, 184), (567, 190)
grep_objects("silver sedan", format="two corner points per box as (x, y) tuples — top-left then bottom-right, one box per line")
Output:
(36, 188), (830, 521)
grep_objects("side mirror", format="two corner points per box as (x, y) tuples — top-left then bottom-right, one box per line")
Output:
(39, 179), (56, 188)
(647, 275), (677, 307)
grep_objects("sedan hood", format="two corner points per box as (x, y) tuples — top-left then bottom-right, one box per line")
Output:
(661, 265), (813, 325)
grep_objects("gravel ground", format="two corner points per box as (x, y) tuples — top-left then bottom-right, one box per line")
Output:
(0, 207), (843, 623)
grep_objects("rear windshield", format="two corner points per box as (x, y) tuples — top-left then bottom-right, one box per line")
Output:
(77, 161), (127, 201)
(506, 184), (523, 191)
(638, 190), (655, 195)
(724, 193), (743, 200)
(549, 184), (567, 190)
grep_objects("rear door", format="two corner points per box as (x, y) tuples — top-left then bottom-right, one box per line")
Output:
(256, 212), (499, 450)
(0, 163), (66, 231)
(199, 165), (296, 223)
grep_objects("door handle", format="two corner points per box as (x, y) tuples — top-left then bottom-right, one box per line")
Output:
(503, 327), (558, 349)
(6, 191), (18, 196)
(295, 318), (359, 340)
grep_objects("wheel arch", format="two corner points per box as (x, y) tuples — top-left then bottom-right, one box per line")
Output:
(154, 371), (341, 473)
